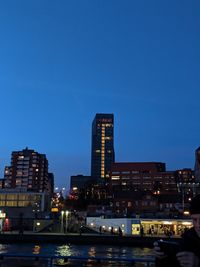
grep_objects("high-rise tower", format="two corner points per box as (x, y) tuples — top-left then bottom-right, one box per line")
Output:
(194, 147), (200, 182)
(91, 113), (115, 179)
(4, 147), (50, 193)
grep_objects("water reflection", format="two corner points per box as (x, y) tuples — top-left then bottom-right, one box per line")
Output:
(33, 245), (41, 254)
(0, 243), (154, 267)
(54, 245), (154, 267)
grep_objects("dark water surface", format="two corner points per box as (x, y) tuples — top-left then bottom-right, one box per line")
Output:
(0, 243), (155, 266)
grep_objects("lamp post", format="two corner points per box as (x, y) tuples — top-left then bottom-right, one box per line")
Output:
(182, 186), (185, 214)
(61, 211), (64, 233)
(65, 211), (69, 234)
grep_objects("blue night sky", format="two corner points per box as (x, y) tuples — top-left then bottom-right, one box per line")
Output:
(0, 1), (200, 191)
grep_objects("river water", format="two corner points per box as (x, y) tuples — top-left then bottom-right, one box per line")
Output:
(0, 243), (155, 266)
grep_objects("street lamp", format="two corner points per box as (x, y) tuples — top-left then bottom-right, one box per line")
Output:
(61, 211), (64, 233)
(65, 211), (69, 234)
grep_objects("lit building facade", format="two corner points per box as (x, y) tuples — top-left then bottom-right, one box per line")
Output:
(0, 189), (51, 231)
(87, 216), (192, 236)
(109, 162), (177, 195)
(4, 148), (50, 193)
(0, 190), (49, 211)
(175, 168), (199, 209)
(107, 162), (179, 216)
(91, 113), (115, 179)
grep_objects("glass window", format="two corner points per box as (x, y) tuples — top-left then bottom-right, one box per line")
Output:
(0, 201), (5, 206)
(0, 195), (6, 200)
(6, 201), (17, 207)
(6, 194), (18, 200)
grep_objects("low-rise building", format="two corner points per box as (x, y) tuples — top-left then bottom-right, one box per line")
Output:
(86, 216), (192, 237)
(0, 189), (51, 230)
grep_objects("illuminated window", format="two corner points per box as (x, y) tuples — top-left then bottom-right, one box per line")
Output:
(16, 179), (22, 186)
(111, 176), (120, 180)
(6, 201), (18, 206)
(128, 202), (132, 207)
(18, 201), (30, 207)
(7, 194), (17, 200)
(0, 201), (5, 206)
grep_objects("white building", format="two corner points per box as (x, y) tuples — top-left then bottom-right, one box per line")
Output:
(87, 217), (140, 235)
(86, 217), (193, 236)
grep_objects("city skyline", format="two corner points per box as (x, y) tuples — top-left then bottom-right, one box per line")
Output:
(1, 1), (200, 189)
(1, 117), (198, 191)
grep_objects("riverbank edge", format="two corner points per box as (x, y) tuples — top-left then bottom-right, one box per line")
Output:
(0, 233), (179, 247)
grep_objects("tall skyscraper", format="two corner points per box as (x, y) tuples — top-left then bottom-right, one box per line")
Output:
(194, 147), (200, 182)
(4, 147), (51, 193)
(91, 113), (115, 179)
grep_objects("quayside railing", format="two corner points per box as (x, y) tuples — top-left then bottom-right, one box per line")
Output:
(0, 253), (155, 266)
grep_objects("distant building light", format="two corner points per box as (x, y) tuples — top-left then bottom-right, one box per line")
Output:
(183, 211), (190, 215)
(0, 212), (6, 218)
(51, 208), (59, 212)
(182, 221), (192, 225)
(163, 221), (172, 225)
(111, 176), (120, 180)
(36, 222), (40, 226)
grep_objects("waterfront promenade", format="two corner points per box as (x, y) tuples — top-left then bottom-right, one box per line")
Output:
(0, 231), (179, 247)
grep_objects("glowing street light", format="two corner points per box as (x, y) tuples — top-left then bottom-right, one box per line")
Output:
(61, 210), (64, 233)
(65, 210), (69, 233)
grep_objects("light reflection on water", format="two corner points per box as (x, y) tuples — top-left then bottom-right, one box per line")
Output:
(55, 244), (153, 256)
(55, 244), (154, 266)
(0, 243), (154, 267)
